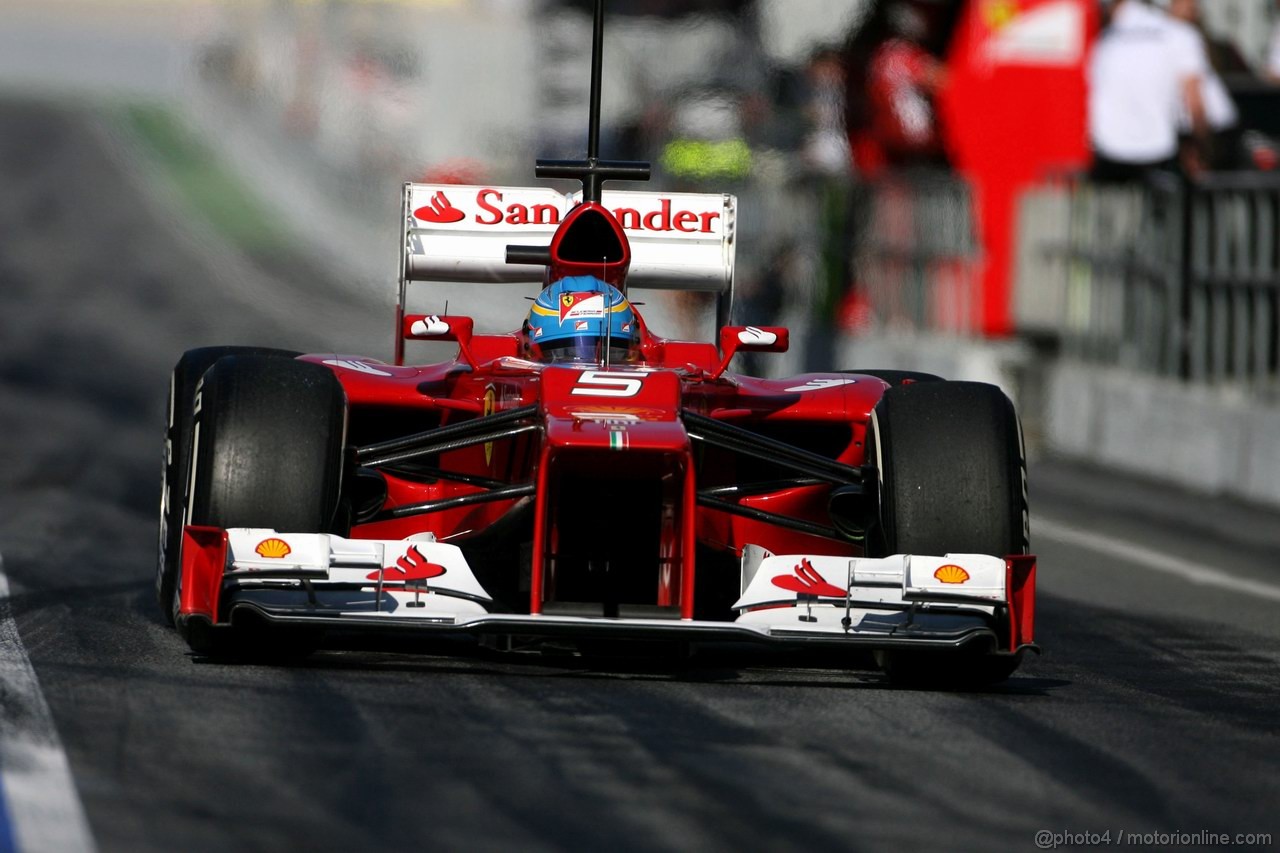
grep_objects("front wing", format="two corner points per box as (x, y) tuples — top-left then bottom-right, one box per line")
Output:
(179, 526), (1037, 655)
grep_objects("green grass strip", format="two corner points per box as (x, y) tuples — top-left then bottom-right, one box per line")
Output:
(120, 103), (289, 253)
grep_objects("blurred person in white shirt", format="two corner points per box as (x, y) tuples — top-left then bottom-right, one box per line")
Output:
(1089, 0), (1210, 181)
(1268, 0), (1280, 84)
(1165, 0), (1241, 169)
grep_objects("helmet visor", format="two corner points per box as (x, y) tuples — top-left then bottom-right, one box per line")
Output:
(534, 335), (639, 365)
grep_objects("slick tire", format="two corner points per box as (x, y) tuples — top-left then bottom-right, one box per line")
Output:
(868, 381), (1029, 687)
(156, 347), (300, 626)
(186, 355), (347, 534)
(181, 350), (350, 650)
(179, 355), (348, 657)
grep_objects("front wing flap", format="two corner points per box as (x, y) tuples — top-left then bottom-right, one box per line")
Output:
(179, 527), (1035, 653)
(734, 550), (1036, 653)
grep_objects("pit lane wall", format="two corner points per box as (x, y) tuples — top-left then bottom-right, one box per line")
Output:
(836, 332), (1280, 510)
(837, 167), (1280, 509)
(1015, 175), (1280, 509)
(1047, 362), (1280, 507)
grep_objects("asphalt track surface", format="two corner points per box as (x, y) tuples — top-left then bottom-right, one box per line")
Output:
(0, 98), (1277, 852)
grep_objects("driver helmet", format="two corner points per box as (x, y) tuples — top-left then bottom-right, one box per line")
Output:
(526, 276), (640, 364)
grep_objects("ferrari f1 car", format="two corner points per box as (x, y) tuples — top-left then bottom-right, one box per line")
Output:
(156, 2), (1036, 686)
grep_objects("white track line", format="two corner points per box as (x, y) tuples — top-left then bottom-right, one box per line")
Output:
(0, 554), (95, 853)
(1034, 516), (1280, 604)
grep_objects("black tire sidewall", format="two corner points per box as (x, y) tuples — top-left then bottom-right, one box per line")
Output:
(156, 346), (300, 624)
(871, 381), (1027, 558)
(186, 355), (348, 537)
(869, 381), (1030, 687)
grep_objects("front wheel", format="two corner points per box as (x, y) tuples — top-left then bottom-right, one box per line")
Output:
(868, 381), (1029, 687)
(180, 354), (348, 655)
(156, 347), (300, 625)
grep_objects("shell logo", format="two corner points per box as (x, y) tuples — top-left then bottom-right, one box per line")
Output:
(255, 538), (292, 559)
(934, 564), (970, 585)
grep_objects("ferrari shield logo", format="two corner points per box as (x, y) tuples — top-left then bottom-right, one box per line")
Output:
(559, 291), (605, 322)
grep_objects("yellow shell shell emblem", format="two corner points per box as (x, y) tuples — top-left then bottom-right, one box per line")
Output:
(255, 538), (292, 559)
(934, 564), (970, 585)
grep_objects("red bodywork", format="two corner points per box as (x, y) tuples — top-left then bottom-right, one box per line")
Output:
(310, 334), (880, 619)
(303, 201), (887, 621)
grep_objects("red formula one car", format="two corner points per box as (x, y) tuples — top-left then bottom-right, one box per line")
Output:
(155, 5), (1036, 687)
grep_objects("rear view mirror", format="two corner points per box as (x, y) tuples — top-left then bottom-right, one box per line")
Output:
(711, 326), (789, 378)
(402, 314), (476, 366)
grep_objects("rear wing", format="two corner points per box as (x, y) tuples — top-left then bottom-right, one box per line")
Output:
(396, 183), (736, 363)
(400, 183), (736, 291)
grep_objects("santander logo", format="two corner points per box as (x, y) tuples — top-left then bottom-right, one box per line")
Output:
(411, 187), (722, 234)
(413, 191), (466, 224)
(366, 545), (447, 583)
